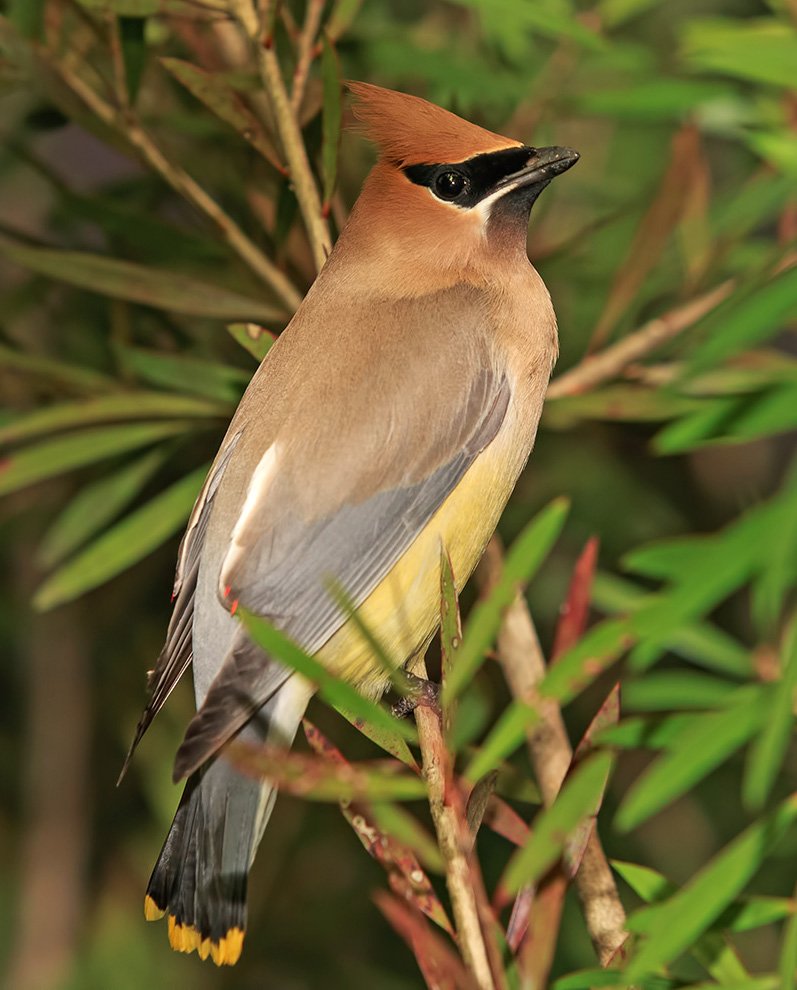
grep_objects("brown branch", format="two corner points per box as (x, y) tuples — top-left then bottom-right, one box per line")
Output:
(232, 0), (332, 272)
(478, 540), (628, 966)
(43, 51), (302, 312)
(415, 665), (502, 990)
(290, 0), (325, 115)
(546, 279), (736, 400)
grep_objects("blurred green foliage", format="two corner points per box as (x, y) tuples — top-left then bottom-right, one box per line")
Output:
(1, 0), (796, 988)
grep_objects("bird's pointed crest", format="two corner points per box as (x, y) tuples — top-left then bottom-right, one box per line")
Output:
(347, 81), (521, 167)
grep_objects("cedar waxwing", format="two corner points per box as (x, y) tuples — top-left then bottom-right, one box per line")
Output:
(123, 82), (578, 966)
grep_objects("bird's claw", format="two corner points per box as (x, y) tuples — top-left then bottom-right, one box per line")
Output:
(391, 672), (440, 718)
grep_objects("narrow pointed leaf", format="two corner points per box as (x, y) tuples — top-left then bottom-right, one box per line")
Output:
(0, 234), (284, 320)
(240, 611), (417, 743)
(302, 722), (443, 925)
(119, 16), (147, 104)
(37, 448), (170, 568)
(334, 703), (417, 768)
(616, 687), (771, 832)
(117, 347), (248, 403)
(463, 699), (539, 782)
(625, 795), (797, 979)
(0, 392), (226, 445)
(439, 548), (462, 743)
(33, 465), (206, 610)
(743, 619), (797, 810)
(500, 751), (615, 896)
(226, 322), (276, 362)
(375, 892), (478, 990)
(444, 497), (569, 703)
(0, 421), (187, 497)
(161, 57), (283, 172)
(0, 345), (113, 394)
(684, 265), (797, 376)
(540, 617), (635, 704)
(779, 883), (797, 990)
(229, 745), (425, 801)
(320, 36), (343, 208)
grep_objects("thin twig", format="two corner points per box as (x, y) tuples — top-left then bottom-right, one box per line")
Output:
(478, 540), (628, 965)
(290, 0), (325, 115)
(414, 666), (500, 990)
(43, 52), (302, 312)
(546, 279), (735, 399)
(232, 0), (332, 271)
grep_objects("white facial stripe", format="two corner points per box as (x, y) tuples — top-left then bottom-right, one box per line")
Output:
(474, 178), (527, 224)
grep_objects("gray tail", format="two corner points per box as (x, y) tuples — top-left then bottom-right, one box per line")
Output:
(144, 678), (311, 966)
(144, 759), (261, 966)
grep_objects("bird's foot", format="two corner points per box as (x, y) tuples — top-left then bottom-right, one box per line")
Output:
(391, 672), (440, 719)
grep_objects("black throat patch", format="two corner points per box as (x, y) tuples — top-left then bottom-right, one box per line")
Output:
(403, 146), (534, 209)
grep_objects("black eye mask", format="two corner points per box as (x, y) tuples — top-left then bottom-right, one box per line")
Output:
(403, 146), (534, 208)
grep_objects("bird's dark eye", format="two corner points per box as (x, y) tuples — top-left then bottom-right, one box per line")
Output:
(434, 170), (467, 200)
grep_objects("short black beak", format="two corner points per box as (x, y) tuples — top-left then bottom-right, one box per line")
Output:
(496, 146), (580, 193)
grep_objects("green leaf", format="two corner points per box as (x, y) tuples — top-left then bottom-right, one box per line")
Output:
(621, 671), (739, 712)
(161, 57), (283, 172)
(540, 617), (634, 705)
(0, 421), (187, 497)
(226, 322), (276, 362)
(77, 0), (159, 12)
(368, 803), (444, 873)
(576, 79), (726, 122)
(625, 795), (797, 979)
(320, 36), (343, 208)
(654, 387), (797, 454)
(327, 0), (364, 40)
(779, 883), (797, 990)
(240, 611), (417, 744)
(0, 345), (113, 394)
(0, 234), (284, 321)
(599, 713), (702, 750)
(553, 969), (674, 989)
(613, 859), (674, 901)
(33, 466), (206, 610)
(743, 619), (797, 811)
(229, 746), (426, 802)
(456, 0), (605, 53)
(592, 572), (752, 678)
(116, 347), (248, 403)
(500, 751), (615, 896)
(443, 497), (569, 703)
(8, 0), (45, 38)
(682, 18), (797, 90)
(439, 548), (462, 744)
(616, 687), (771, 832)
(597, 0), (665, 27)
(0, 393), (227, 446)
(614, 859), (794, 933)
(334, 704), (417, 768)
(675, 979), (780, 990)
(685, 266), (797, 376)
(37, 449), (170, 568)
(463, 699), (540, 782)
(119, 16), (147, 104)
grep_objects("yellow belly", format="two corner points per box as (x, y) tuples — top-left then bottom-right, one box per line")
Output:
(317, 412), (528, 696)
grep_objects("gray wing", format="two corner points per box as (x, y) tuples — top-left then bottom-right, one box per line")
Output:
(118, 433), (241, 781)
(172, 367), (510, 780)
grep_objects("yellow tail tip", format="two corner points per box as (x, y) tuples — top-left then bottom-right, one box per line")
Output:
(165, 914), (244, 966)
(144, 895), (165, 921)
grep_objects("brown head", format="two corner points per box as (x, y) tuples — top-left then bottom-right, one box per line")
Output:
(326, 82), (579, 295)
